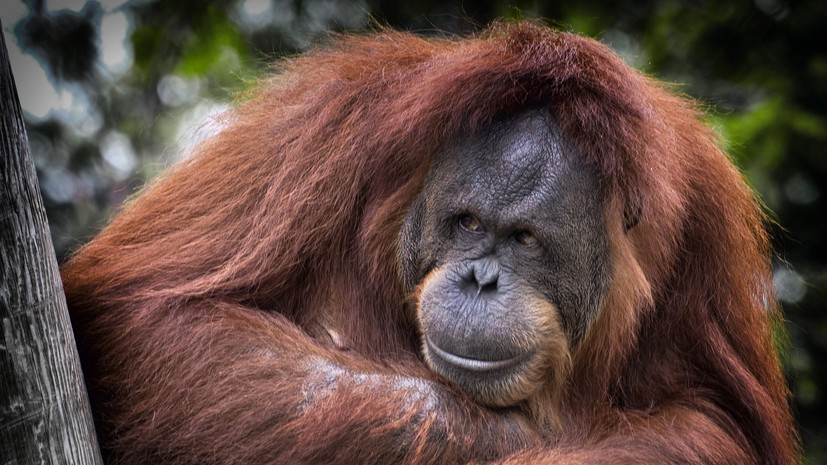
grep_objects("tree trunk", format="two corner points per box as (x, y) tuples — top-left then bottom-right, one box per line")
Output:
(0, 22), (103, 465)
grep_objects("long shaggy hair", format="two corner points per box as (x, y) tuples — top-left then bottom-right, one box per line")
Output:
(62, 21), (797, 465)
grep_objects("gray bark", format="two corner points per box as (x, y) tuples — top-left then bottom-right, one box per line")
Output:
(0, 22), (103, 465)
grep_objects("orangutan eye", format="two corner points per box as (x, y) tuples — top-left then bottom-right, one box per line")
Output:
(514, 230), (538, 247)
(459, 215), (483, 233)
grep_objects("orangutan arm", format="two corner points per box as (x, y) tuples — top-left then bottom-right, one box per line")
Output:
(497, 402), (755, 465)
(91, 301), (541, 465)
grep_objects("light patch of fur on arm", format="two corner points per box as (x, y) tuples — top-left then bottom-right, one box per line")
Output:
(299, 357), (441, 415)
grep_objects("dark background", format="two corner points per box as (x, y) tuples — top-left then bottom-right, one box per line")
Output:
(3, 0), (825, 462)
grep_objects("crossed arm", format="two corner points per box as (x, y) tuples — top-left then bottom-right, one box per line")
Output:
(88, 301), (540, 465)
(84, 301), (753, 465)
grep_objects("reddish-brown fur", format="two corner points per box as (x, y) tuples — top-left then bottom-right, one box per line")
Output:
(62, 22), (797, 464)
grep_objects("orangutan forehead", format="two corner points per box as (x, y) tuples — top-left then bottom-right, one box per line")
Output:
(426, 109), (601, 222)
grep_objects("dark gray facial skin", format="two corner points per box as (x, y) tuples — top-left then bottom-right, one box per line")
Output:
(399, 109), (611, 406)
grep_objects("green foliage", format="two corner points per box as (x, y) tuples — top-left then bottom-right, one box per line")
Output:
(132, 5), (248, 86)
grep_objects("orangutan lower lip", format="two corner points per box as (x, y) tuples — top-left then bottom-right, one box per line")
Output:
(426, 337), (527, 372)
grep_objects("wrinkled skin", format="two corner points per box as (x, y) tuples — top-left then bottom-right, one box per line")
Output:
(400, 110), (611, 407)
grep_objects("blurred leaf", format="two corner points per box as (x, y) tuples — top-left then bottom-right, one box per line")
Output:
(719, 98), (786, 166)
(175, 8), (246, 77)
